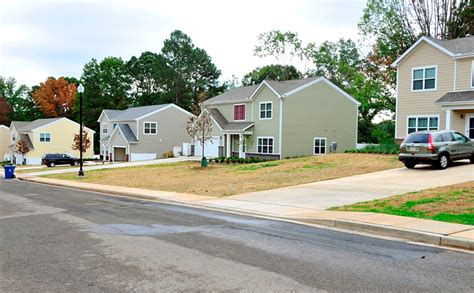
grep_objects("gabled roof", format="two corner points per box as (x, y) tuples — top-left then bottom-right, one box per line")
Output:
(392, 36), (474, 67)
(11, 118), (95, 133)
(207, 108), (254, 132)
(19, 134), (34, 149)
(100, 104), (191, 122)
(202, 77), (359, 106)
(435, 90), (474, 104)
(108, 124), (138, 143)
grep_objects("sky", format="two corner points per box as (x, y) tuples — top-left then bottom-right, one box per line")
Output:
(0, 0), (367, 87)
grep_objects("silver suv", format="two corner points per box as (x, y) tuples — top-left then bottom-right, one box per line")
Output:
(399, 130), (474, 169)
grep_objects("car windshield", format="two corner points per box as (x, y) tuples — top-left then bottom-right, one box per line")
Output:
(404, 133), (429, 143)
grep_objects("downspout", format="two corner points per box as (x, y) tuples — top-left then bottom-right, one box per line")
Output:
(279, 95), (284, 159)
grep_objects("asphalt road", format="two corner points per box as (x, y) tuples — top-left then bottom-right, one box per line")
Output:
(1, 180), (473, 292)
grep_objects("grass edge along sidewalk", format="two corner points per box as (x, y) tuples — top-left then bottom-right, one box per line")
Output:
(331, 181), (474, 226)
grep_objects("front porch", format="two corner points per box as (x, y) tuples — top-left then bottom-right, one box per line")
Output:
(437, 91), (474, 139)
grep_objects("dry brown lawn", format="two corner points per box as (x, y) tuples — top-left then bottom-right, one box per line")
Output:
(45, 154), (400, 197)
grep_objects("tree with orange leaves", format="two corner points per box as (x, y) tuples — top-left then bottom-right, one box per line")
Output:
(32, 77), (77, 117)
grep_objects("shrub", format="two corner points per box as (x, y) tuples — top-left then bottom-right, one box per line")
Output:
(345, 142), (399, 155)
(162, 150), (174, 158)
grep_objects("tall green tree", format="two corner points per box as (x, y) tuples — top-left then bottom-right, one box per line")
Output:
(0, 76), (43, 122)
(254, 30), (305, 63)
(159, 30), (222, 110)
(242, 64), (302, 85)
(127, 51), (167, 106)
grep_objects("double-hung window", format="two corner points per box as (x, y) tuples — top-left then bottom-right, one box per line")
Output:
(234, 104), (245, 121)
(40, 133), (51, 142)
(412, 66), (436, 91)
(314, 138), (326, 155)
(102, 123), (108, 134)
(471, 61), (474, 88)
(257, 137), (274, 154)
(407, 116), (438, 134)
(144, 122), (157, 135)
(259, 102), (272, 119)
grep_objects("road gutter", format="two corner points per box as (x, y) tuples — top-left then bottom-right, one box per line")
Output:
(17, 176), (474, 252)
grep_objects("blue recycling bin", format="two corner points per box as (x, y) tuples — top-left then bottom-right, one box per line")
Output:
(4, 165), (16, 179)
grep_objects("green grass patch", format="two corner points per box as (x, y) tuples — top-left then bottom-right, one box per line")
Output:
(237, 162), (280, 171)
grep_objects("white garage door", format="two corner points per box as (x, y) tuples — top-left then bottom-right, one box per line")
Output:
(194, 136), (220, 158)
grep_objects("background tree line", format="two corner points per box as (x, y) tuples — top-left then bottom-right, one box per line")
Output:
(1, 0), (472, 147)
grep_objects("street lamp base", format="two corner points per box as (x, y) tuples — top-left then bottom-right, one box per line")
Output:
(78, 170), (85, 177)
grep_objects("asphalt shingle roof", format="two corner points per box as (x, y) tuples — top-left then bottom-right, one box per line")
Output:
(435, 90), (474, 103)
(10, 121), (30, 131)
(16, 118), (63, 132)
(427, 36), (474, 55)
(117, 124), (138, 143)
(208, 108), (254, 132)
(19, 134), (34, 149)
(106, 104), (172, 121)
(202, 77), (320, 105)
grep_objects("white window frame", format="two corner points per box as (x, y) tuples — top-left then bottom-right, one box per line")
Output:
(313, 137), (327, 155)
(406, 115), (440, 135)
(411, 65), (437, 92)
(143, 121), (157, 135)
(102, 123), (108, 134)
(259, 101), (273, 120)
(39, 132), (51, 143)
(11, 133), (16, 142)
(257, 136), (274, 154)
(471, 60), (474, 88)
(233, 103), (246, 121)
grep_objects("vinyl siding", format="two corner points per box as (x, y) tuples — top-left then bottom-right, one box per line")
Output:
(455, 58), (474, 91)
(396, 42), (454, 138)
(249, 86), (280, 154)
(281, 81), (358, 157)
(0, 126), (10, 159)
(451, 110), (474, 136)
(28, 119), (95, 159)
(130, 106), (191, 158)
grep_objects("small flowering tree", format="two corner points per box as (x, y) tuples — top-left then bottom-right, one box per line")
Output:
(186, 111), (213, 167)
(72, 127), (92, 154)
(15, 139), (30, 165)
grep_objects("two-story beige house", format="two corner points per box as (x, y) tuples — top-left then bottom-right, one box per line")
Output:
(392, 36), (474, 141)
(97, 104), (192, 162)
(198, 77), (360, 159)
(9, 118), (95, 165)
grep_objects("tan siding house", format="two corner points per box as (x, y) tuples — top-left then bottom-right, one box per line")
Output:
(8, 118), (95, 165)
(393, 36), (474, 140)
(97, 104), (192, 162)
(0, 125), (10, 161)
(199, 77), (359, 159)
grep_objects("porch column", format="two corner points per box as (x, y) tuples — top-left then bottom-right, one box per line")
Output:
(226, 134), (231, 157)
(238, 134), (244, 159)
(445, 109), (452, 130)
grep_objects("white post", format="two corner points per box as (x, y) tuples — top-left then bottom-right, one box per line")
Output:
(239, 134), (244, 158)
(445, 109), (452, 130)
(226, 134), (231, 157)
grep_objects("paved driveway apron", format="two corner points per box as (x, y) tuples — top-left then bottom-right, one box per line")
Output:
(200, 162), (474, 216)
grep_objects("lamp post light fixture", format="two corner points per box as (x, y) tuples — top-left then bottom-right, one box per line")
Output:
(77, 84), (85, 177)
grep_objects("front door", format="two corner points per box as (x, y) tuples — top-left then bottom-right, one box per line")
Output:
(467, 116), (474, 140)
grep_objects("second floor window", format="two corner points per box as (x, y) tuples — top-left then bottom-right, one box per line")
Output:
(260, 102), (272, 119)
(40, 133), (51, 142)
(12, 133), (16, 141)
(102, 123), (108, 134)
(471, 61), (474, 88)
(412, 66), (436, 91)
(234, 104), (245, 120)
(144, 122), (157, 134)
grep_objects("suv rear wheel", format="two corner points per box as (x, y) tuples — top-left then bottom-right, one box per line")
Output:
(470, 154), (474, 164)
(436, 153), (449, 169)
(404, 161), (416, 169)
(49, 162), (56, 168)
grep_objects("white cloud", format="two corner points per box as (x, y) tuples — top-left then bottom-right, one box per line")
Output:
(0, 0), (366, 87)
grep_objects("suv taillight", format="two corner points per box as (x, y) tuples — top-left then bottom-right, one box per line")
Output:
(427, 134), (434, 153)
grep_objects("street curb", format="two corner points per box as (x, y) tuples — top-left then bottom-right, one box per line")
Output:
(17, 176), (474, 252)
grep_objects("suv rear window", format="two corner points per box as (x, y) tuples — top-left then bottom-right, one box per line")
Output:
(404, 133), (429, 143)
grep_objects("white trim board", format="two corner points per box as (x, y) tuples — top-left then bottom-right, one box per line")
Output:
(392, 36), (455, 67)
(247, 81), (281, 100)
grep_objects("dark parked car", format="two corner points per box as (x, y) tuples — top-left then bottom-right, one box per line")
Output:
(399, 130), (474, 169)
(42, 153), (80, 167)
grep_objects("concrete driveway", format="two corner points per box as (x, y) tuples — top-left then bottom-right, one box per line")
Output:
(200, 161), (474, 216)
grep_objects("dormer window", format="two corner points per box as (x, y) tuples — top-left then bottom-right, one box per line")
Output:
(234, 104), (245, 121)
(412, 66), (436, 91)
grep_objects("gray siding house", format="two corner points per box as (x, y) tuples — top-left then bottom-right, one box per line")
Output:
(97, 104), (192, 161)
(198, 77), (360, 159)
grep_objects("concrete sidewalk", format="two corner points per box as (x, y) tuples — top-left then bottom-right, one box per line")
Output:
(17, 176), (474, 250)
(19, 156), (200, 177)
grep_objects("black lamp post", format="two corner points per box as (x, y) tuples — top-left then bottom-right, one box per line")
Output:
(77, 84), (85, 176)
